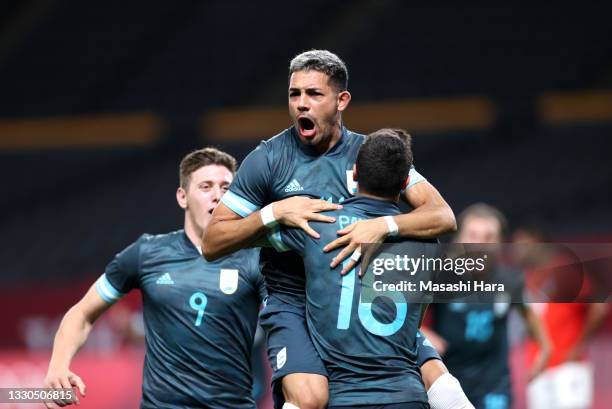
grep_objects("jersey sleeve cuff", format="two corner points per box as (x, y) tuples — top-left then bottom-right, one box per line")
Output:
(221, 190), (260, 217)
(95, 274), (126, 304)
(407, 167), (427, 189)
(266, 225), (290, 252)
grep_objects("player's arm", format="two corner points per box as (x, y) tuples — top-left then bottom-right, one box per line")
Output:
(202, 142), (340, 260)
(203, 197), (340, 260)
(419, 315), (475, 408)
(398, 180), (456, 237)
(518, 304), (551, 380)
(325, 177), (456, 274)
(45, 236), (140, 408)
(44, 284), (112, 407)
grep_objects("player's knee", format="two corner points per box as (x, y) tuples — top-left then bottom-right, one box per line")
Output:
(283, 374), (328, 409)
(289, 386), (327, 409)
(297, 391), (327, 409)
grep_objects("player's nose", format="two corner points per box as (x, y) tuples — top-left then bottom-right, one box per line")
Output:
(211, 186), (222, 202)
(298, 94), (309, 111)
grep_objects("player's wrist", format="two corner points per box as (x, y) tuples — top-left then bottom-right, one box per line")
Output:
(383, 215), (399, 237)
(260, 204), (278, 228)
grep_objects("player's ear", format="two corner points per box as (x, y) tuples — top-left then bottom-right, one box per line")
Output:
(337, 90), (351, 112)
(352, 164), (358, 181)
(176, 187), (188, 209)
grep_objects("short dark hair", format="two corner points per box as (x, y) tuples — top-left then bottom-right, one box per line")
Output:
(458, 203), (508, 237)
(356, 128), (413, 199)
(179, 147), (237, 189)
(289, 49), (348, 91)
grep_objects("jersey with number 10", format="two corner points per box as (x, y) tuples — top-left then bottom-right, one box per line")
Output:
(95, 230), (265, 409)
(222, 126), (425, 309)
(269, 196), (429, 407)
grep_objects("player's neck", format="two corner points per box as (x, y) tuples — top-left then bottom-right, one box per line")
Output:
(357, 190), (400, 203)
(315, 123), (343, 154)
(184, 215), (204, 252)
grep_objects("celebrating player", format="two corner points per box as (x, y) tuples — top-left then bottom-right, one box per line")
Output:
(267, 129), (473, 408)
(44, 148), (265, 408)
(203, 50), (463, 409)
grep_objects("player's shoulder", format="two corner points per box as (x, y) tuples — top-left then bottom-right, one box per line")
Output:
(345, 128), (366, 146)
(261, 127), (295, 149)
(138, 230), (182, 245)
(246, 128), (295, 165)
(136, 230), (187, 257)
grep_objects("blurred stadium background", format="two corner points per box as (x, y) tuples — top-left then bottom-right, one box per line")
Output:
(0, 1), (611, 408)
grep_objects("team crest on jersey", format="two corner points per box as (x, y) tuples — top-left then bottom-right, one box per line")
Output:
(219, 269), (239, 294)
(346, 170), (358, 195)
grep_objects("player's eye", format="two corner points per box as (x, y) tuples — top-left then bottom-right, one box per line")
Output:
(200, 184), (211, 191)
(289, 90), (300, 97)
(221, 185), (229, 192)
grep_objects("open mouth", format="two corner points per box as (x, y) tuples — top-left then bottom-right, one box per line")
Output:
(298, 117), (316, 139)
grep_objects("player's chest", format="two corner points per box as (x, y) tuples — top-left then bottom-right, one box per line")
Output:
(272, 155), (357, 203)
(140, 259), (252, 310)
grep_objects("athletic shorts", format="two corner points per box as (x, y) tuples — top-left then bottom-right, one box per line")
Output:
(259, 302), (328, 409)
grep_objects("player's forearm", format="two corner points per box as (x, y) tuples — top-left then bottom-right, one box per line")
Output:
(48, 306), (94, 370)
(394, 203), (456, 239)
(202, 212), (266, 260)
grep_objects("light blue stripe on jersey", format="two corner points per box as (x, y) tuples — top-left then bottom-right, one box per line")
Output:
(266, 225), (290, 252)
(407, 167), (426, 189)
(95, 274), (125, 304)
(221, 190), (260, 217)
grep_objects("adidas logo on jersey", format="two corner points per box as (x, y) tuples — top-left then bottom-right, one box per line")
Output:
(284, 179), (304, 193)
(156, 273), (174, 285)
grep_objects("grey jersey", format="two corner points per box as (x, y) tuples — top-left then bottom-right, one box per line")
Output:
(95, 230), (265, 408)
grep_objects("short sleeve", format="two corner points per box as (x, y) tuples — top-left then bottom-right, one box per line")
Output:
(266, 225), (306, 256)
(221, 143), (272, 217)
(407, 166), (427, 189)
(95, 236), (143, 304)
(416, 330), (442, 367)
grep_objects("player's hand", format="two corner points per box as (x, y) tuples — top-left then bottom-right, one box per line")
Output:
(44, 367), (86, 407)
(324, 217), (388, 275)
(272, 196), (342, 238)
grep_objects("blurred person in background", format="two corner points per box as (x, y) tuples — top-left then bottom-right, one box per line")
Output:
(513, 226), (609, 409)
(422, 203), (550, 409)
(44, 148), (266, 409)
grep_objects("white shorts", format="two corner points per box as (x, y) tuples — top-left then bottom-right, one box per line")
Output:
(527, 361), (593, 409)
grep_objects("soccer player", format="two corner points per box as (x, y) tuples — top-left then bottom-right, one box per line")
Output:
(203, 50), (458, 409)
(266, 129), (473, 408)
(44, 148), (266, 409)
(422, 204), (551, 409)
